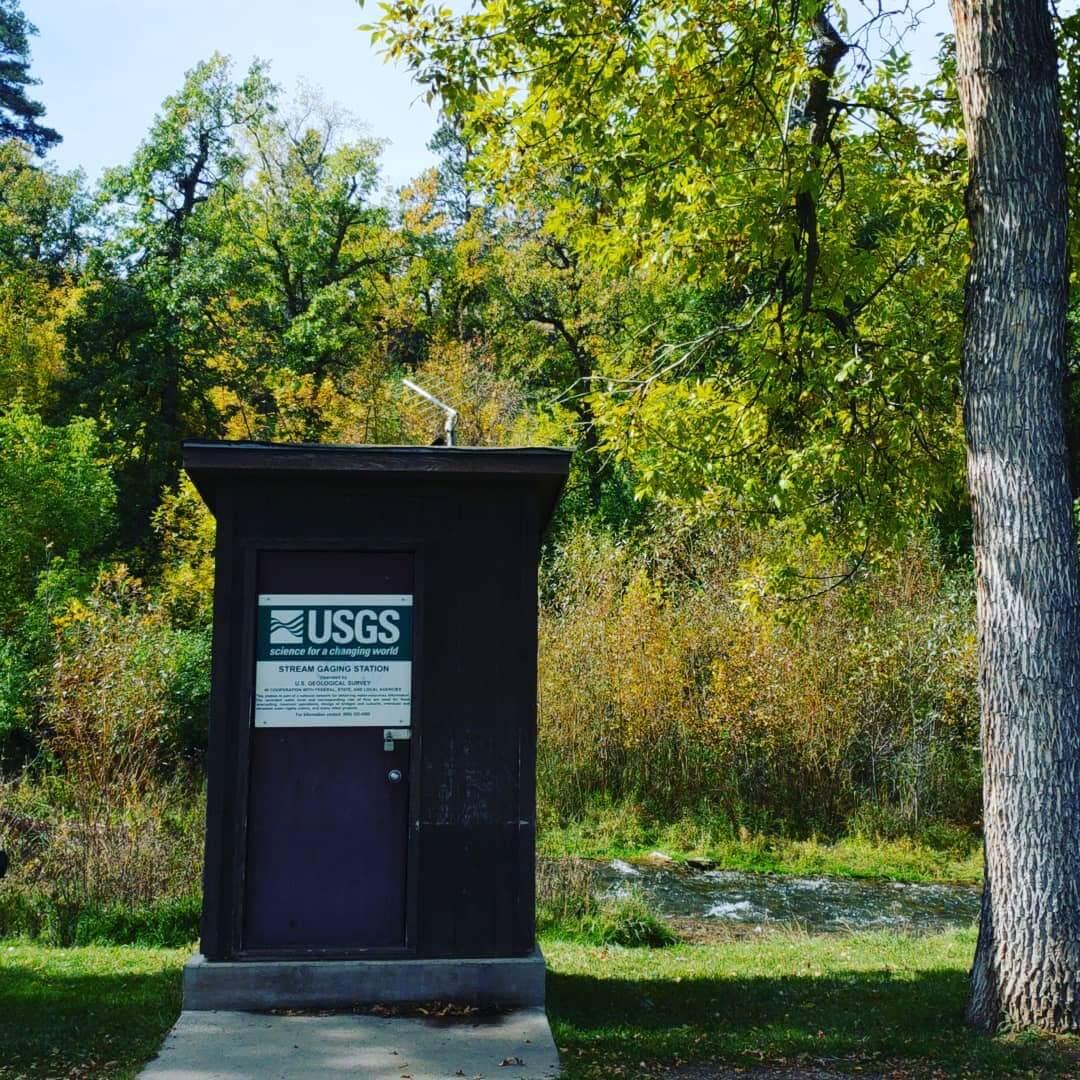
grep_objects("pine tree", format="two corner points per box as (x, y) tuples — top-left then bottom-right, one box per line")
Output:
(0, 0), (59, 155)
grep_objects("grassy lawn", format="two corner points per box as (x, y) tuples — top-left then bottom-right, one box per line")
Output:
(0, 941), (188, 1080)
(545, 927), (1079, 1078)
(3, 929), (1077, 1078)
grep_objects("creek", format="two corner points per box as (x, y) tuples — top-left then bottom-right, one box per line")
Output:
(598, 859), (981, 934)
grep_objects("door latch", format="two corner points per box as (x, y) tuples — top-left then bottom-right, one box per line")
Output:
(383, 728), (411, 751)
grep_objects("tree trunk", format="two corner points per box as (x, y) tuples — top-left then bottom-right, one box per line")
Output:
(949, 0), (1080, 1032)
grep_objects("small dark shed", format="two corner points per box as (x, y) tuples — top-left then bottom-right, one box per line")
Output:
(184, 440), (570, 970)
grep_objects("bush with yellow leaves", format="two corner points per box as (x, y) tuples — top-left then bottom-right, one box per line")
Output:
(538, 525), (979, 838)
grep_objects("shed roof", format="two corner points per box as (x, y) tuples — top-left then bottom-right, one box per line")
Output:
(183, 440), (573, 528)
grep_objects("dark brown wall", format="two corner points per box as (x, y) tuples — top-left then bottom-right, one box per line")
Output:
(199, 473), (543, 960)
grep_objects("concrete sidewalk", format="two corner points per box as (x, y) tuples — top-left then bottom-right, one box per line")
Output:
(139, 1007), (561, 1079)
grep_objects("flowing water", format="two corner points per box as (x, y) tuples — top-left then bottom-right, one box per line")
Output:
(597, 859), (981, 934)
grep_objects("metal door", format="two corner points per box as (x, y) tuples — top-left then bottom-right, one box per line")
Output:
(242, 550), (414, 953)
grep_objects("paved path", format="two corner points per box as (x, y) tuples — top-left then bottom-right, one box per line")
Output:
(139, 1008), (560, 1079)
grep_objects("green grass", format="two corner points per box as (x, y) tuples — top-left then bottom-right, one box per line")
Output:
(0, 940), (188, 1079)
(5, 928), (1076, 1079)
(0, 891), (202, 947)
(543, 927), (1080, 1078)
(539, 805), (983, 884)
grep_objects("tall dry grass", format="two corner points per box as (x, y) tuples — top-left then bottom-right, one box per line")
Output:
(537, 525), (979, 838)
(0, 568), (205, 942)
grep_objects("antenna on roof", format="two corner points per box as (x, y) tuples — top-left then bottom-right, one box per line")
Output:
(402, 378), (459, 447)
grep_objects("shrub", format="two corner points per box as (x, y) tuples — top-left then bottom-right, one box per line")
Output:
(536, 856), (675, 946)
(536, 856), (599, 933)
(0, 774), (204, 945)
(165, 628), (212, 758)
(0, 636), (34, 770)
(0, 402), (115, 626)
(0, 557), (103, 770)
(152, 476), (216, 629)
(585, 892), (677, 948)
(0, 568), (210, 942)
(45, 565), (212, 775)
(537, 524), (980, 838)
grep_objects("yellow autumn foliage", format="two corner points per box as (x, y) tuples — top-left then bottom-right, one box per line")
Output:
(538, 525), (979, 836)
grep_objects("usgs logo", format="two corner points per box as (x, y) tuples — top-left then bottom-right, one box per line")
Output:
(269, 608), (401, 646)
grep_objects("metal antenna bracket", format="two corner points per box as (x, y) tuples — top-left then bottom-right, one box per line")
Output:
(402, 378), (459, 447)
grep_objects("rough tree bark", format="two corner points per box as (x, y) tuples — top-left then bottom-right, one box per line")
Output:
(948, 0), (1080, 1032)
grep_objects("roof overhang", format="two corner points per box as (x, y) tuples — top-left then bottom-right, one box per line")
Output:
(182, 440), (573, 532)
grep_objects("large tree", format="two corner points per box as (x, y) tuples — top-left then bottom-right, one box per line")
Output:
(371, 0), (969, 561)
(0, 141), (85, 409)
(61, 56), (273, 532)
(0, 0), (59, 154)
(213, 94), (395, 441)
(949, 0), (1080, 1032)
(372, 0), (1080, 1030)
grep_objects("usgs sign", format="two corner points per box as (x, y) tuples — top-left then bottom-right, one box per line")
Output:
(254, 594), (413, 728)
(269, 606), (403, 647)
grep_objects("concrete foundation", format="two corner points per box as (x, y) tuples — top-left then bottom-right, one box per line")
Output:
(139, 1007), (560, 1079)
(182, 949), (547, 1011)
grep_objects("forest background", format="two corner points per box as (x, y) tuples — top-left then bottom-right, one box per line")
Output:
(1, 0), (1075, 943)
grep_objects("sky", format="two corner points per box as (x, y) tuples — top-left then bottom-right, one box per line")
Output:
(23, 1), (957, 195)
(25, 0), (441, 192)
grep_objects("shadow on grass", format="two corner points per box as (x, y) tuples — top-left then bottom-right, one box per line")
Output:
(547, 967), (1076, 1076)
(0, 956), (182, 1078)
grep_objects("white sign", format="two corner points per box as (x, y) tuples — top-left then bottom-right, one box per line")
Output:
(254, 593), (413, 727)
